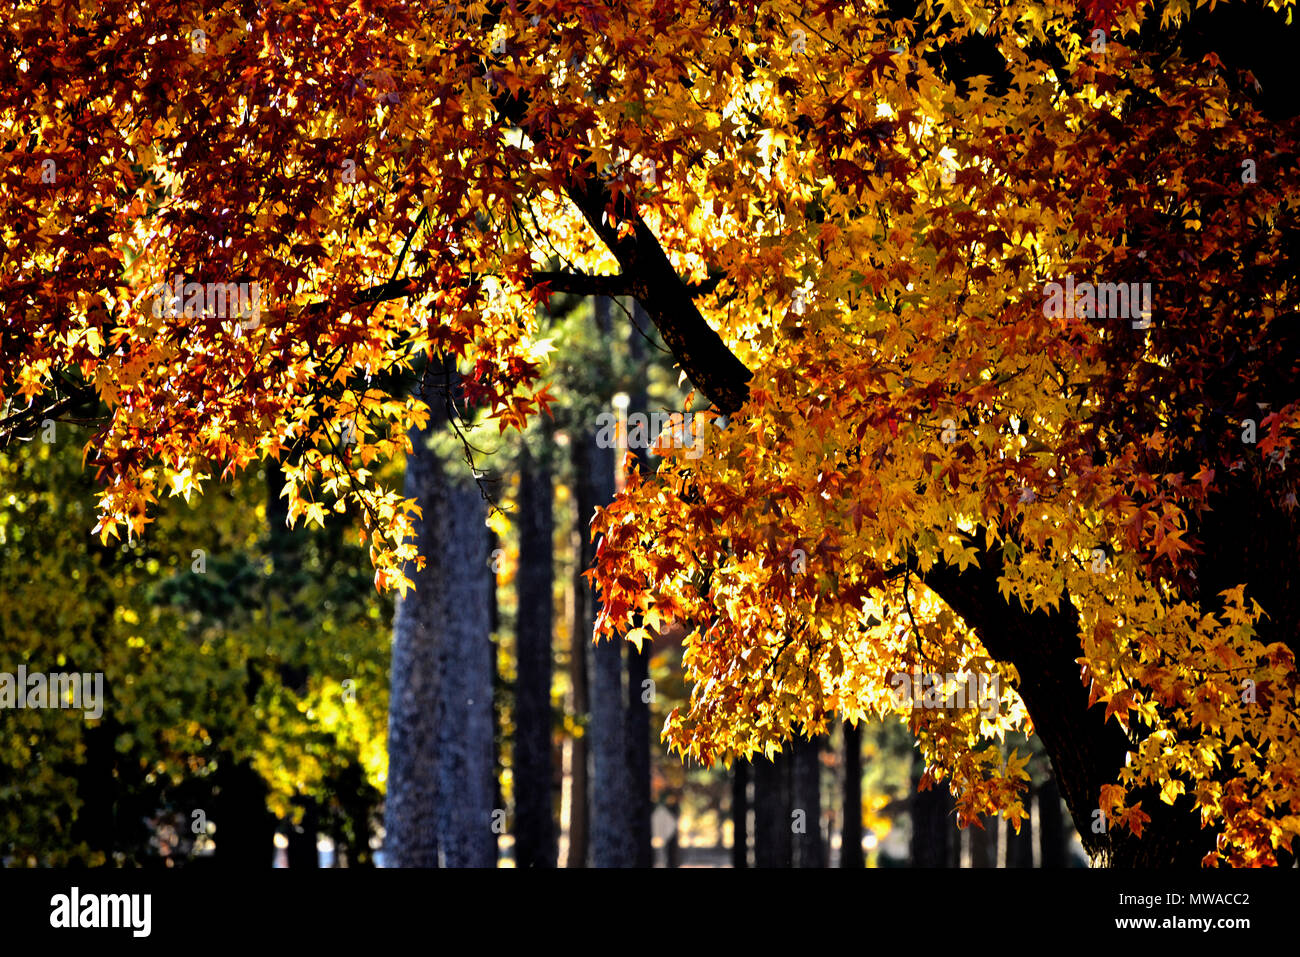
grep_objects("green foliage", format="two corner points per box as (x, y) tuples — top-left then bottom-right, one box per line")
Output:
(0, 430), (391, 864)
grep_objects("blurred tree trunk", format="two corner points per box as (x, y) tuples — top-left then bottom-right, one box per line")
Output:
(753, 751), (793, 867)
(792, 733), (825, 867)
(841, 722), (863, 868)
(731, 759), (749, 868)
(624, 299), (653, 868)
(489, 527), (503, 857)
(1038, 774), (1067, 867)
(286, 800), (318, 868)
(1006, 783), (1036, 867)
(584, 298), (633, 867)
(212, 759), (277, 867)
(513, 442), (556, 867)
(909, 749), (954, 867)
(665, 800), (681, 868)
(969, 813), (998, 868)
(564, 479), (589, 868)
(625, 640), (652, 867)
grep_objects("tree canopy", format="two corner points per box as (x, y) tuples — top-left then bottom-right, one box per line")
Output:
(4, 0), (1299, 866)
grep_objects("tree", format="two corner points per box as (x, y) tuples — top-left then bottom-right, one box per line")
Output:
(0, 426), (390, 867)
(383, 369), (496, 868)
(909, 748), (956, 868)
(731, 758), (750, 869)
(382, 416), (445, 867)
(582, 300), (634, 867)
(512, 438), (557, 867)
(7, 0), (1299, 867)
(841, 722), (864, 869)
(623, 300), (655, 868)
(791, 733), (826, 868)
(752, 752), (792, 868)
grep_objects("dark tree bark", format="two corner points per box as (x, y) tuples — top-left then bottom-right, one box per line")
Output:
(1006, 782), (1036, 868)
(909, 749), (954, 868)
(792, 734), (825, 868)
(513, 442), (556, 867)
(286, 800), (319, 868)
(564, 460), (590, 869)
(381, 414), (443, 867)
(489, 527), (504, 855)
(625, 639), (652, 867)
(968, 814), (998, 868)
(210, 760), (277, 868)
(841, 721), (864, 868)
(1037, 773), (1068, 868)
(753, 751), (793, 868)
(383, 378), (496, 868)
(921, 539), (1216, 867)
(624, 299), (654, 868)
(731, 758), (750, 869)
(584, 319), (635, 866)
(433, 438), (496, 868)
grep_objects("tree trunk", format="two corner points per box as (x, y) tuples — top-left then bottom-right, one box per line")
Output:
(792, 733), (825, 867)
(513, 442), (556, 867)
(623, 300), (654, 868)
(1006, 783), (1035, 867)
(1037, 772), (1068, 868)
(921, 537), (1217, 867)
(626, 640), (653, 867)
(211, 760), (277, 867)
(434, 436), (496, 867)
(286, 800), (319, 868)
(383, 380), (496, 868)
(969, 813), (998, 868)
(583, 416), (634, 865)
(381, 416), (443, 867)
(564, 489), (590, 868)
(909, 749), (954, 868)
(841, 722), (863, 868)
(731, 759), (749, 868)
(753, 751), (793, 868)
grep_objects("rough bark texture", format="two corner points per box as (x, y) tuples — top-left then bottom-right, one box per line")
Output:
(840, 722), (864, 868)
(582, 296), (634, 867)
(383, 387), (496, 868)
(382, 417), (444, 868)
(513, 443), (556, 868)
(433, 447), (496, 868)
